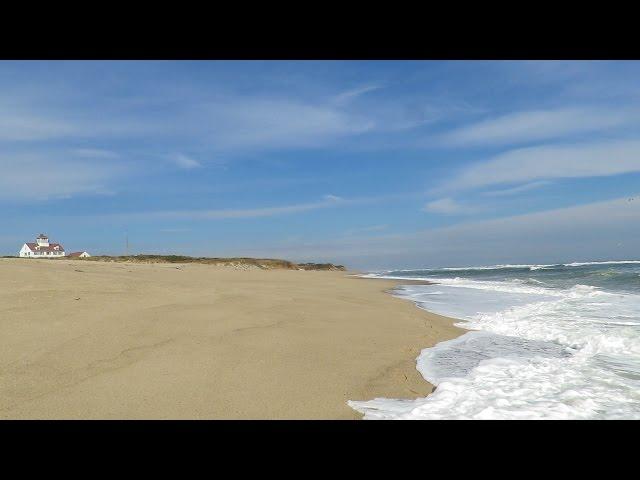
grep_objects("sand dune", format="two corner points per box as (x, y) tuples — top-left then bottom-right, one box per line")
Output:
(0, 258), (461, 419)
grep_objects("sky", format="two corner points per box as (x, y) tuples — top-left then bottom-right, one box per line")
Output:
(1, 60), (640, 270)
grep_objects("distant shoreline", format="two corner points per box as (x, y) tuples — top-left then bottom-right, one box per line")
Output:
(8, 254), (346, 271)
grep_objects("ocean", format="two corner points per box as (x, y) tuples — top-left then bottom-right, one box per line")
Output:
(348, 261), (640, 419)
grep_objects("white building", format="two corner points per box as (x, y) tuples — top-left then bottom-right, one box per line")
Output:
(68, 251), (91, 258)
(19, 234), (66, 258)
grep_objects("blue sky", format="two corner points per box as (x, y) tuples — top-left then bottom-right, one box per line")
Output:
(2, 60), (640, 269)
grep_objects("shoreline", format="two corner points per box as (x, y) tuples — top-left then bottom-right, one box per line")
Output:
(348, 266), (640, 419)
(0, 259), (463, 419)
(345, 275), (461, 405)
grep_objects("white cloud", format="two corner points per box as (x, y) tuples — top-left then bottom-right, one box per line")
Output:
(82, 192), (415, 223)
(443, 139), (640, 191)
(332, 84), (382, 105)
(423, 197), (476, 215)
(0, 154), (122, 201)
(0, 86), (377, 152)
(344, 224), (389, 236)
(73, 148), (120, 159)
(482, 181), (551, 197)
(440, 108), (635, 147)
(193, 198), (344, 219)
(323, 194), (343, 202)
(204, 98), (375, 150)
(159, 228), (191, 233)
(171, 153), (202, 169)
(239, 194), (640, 269)
(98, 196), (349, 221)
(0, 80), (459, 155)
(0, 94), (160, 143)
(0, 107), (76, 141)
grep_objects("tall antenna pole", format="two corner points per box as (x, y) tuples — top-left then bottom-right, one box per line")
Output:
(125, 230), (129, 256)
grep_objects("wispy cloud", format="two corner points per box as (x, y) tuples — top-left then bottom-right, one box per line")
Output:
(202, 98), (375, 150)
(344, 224), (389, 236)
(73, 148), (121, 159)
(482, 181), (551, 197)
(0, 106), (76, 141)
(0, 85), (377, 153)
(332, 84), (382, 105)
(170, 153), (202, 169)
(0, 72), (485, 159)
(439, 108), (636, 147)
(71, 192), (416, 224)
(0, 153), (123, 201)
(0, 91), (162, 143)
(441, 139), (640, 192)
(423, 197), (477, 215)
(322, 194), (343, 202)
(242, 194), (640, 269)
(96, 195), (349, 221)
(159, 228), (191, 233)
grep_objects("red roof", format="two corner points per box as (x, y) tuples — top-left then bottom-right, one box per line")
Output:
(68, 252), (87, 257)
(25, 242), (65, 252)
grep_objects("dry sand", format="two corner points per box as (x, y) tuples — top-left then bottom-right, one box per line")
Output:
(0, 258), (462, 419)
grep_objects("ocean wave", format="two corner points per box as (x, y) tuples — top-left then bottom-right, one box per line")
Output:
(349, 352), (640, 419)
(379, 260), (640, 274)
(350, 263), (640, 419)
(563, 260), (640, 267)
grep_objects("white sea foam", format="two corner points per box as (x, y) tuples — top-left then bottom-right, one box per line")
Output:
(349, 352), (640, 419)
(379, 260), (640, 273)
(388, 264), (556, 272)
(563, 260), (640, 267)
(349, 269), (640, 420)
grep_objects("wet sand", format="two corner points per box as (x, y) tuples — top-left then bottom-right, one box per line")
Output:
(0, 258), (462, 419)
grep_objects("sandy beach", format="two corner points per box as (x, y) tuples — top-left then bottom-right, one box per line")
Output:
(0, 258), (462, 419)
